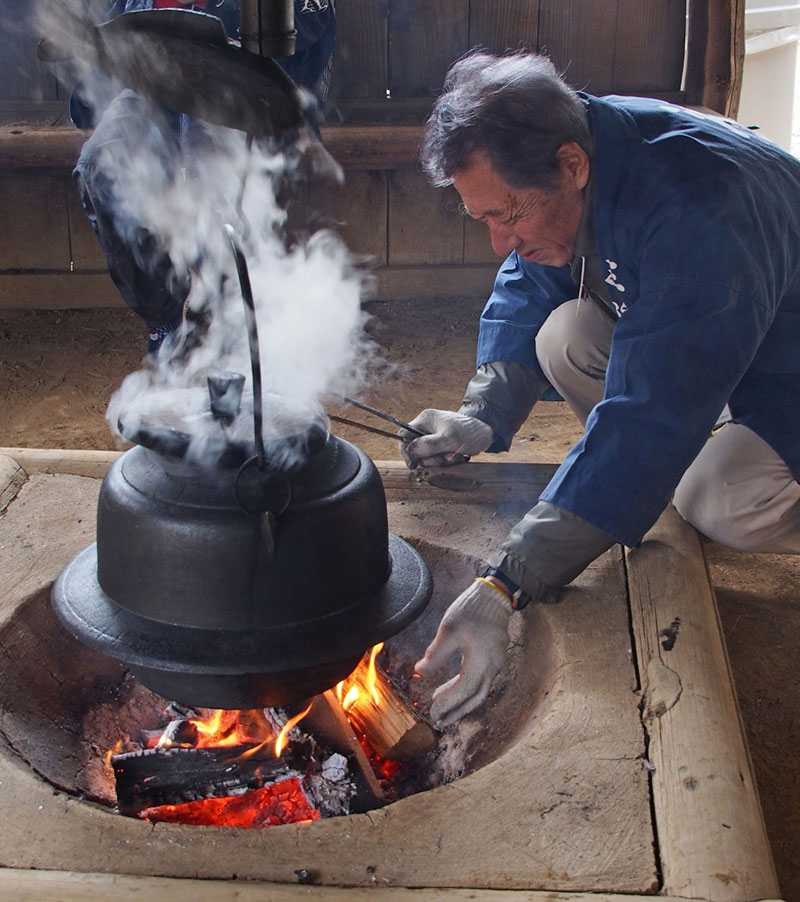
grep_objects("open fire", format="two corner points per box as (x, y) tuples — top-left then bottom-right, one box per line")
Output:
(108, 644), (437, 828)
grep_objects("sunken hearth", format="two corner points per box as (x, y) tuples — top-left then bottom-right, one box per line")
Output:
(0, 539), (554, 818)
(0, 464), (660, 892)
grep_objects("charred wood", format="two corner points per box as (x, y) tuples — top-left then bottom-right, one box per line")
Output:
(112, 741), (312, 815)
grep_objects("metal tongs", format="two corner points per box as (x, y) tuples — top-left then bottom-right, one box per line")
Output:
(328, 398), (471, 464)
(328, 397), (424, 443)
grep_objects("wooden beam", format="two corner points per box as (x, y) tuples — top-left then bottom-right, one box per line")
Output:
(0, 265), (496, 310)
(0, 447), (122, 478)
(626, 504), (779, 901)
(0, 453), (27, 512)
(0, 122), (425, 170)
(0, 273), (122, 310)
(0, 123), (87, 168)
(685, 0), (746, 117)
(3, 869), (757, 902)
(371, 263), (497, 300)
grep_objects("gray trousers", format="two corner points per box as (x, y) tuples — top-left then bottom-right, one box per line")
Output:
(535, 298), (800, 553)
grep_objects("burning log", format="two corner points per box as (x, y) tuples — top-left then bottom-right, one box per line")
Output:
(339, 658), (438, 761)
(303, 691), (385, 811)
(138, 779), (319, 828)
(111, 697), (387, 822)
(112, 741), (312, 815)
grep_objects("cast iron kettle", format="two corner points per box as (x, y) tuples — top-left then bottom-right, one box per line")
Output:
(52, 232), (432, 710)
(52, 385), (432, 709)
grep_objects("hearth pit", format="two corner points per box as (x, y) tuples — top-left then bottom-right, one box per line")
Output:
(0, 539), (556, 832)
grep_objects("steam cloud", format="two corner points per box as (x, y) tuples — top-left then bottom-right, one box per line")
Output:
(36, 2), (382, 467)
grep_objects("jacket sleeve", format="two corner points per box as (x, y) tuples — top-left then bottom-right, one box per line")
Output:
(459, 361), (548, 452)
(487, 500), (616, 603)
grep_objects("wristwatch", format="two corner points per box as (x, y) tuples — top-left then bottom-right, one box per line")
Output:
(481, 566), (532, 610)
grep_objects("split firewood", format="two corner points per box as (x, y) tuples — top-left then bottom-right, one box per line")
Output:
(303, 691), (385, 811)
(341, 663), (438, 761)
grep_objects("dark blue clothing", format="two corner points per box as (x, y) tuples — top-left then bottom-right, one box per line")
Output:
(478, 95), (800, 547)
(72, 0), (335, 328)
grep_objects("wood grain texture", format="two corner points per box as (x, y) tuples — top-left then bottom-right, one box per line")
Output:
(328, 0), (389, 101)
(613, 0), (686, 93)
(0, 273), (122, 310)
(370, 262), (497, 299)
(537, 0), (618, 94)
(321, 124), (423, 169)
(0, 101), (71, 128)
(626, 504), (780, 901)
(301, 168), (388, 263)
(388, 0), (469, 98)
(685, 0), (745, 116)
(0, 453), (27, 513)
(0, 122), (86, 168)
(387, 168), (463, 265)
(464, 214), (502, 264)
(468, 0), (539, 54)
(66, 176), (108, 271)
(0, 123), (423, 170)
(0, 1), (60, 102)
(0, 170), (71, 270)
(0, 266), (498, 308)
(0, 448), (121, 478)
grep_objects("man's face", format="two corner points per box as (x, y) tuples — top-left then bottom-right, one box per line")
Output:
(453, 144), (590, 268)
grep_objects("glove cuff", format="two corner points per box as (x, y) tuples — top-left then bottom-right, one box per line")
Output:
(475, 575), (514, 605)
(461, 578), (515, 624)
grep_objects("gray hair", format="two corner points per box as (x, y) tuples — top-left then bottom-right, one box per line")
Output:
(420, 51), (591, 190)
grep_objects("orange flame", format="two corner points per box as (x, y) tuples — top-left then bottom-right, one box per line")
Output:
(366, 641), (384, 705)
(105, 738), (124, 767)
(341, 685), (359, 711)
(274, 702), (313, 757)
(334, 642), (385, 717)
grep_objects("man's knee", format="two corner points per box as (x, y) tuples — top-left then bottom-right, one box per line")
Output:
(672, 468), (753, 549)
(535, 299), (581, 377)
(673, 432), (800, 553)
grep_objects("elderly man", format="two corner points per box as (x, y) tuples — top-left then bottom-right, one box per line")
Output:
(403, 51), (800, 726)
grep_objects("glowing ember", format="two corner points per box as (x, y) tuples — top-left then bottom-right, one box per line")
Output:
(138, 778), (319, 828)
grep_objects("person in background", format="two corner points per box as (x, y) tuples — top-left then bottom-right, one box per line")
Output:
(71, 0), (336, 356)
(401, 50), (800, 726)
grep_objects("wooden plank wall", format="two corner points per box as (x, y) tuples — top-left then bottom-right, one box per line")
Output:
(0, 0), (688, 308)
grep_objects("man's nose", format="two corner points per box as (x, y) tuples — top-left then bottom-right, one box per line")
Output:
(488, 221), (521, 256)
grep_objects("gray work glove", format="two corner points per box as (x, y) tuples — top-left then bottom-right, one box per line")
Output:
(400, 409), (494, 468)
(415, 578), (513, 727)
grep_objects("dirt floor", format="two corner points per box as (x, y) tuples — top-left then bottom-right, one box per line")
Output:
(1, 297), (798, 900)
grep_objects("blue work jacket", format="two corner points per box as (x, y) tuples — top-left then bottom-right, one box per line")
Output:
(477, 95), (800, 548)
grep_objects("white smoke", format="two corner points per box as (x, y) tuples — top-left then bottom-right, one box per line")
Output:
(105, 127), (379, 466)
(34, 3), (381, 467)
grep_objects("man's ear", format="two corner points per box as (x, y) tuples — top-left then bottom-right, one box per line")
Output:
(556, 141), (590, 190)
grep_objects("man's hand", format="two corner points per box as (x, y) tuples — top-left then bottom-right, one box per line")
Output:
(400, 409), (493, 468)
(415, 578), (513, 726)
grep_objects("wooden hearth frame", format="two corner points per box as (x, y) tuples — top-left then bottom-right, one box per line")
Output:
(0, 449), (782, 902)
